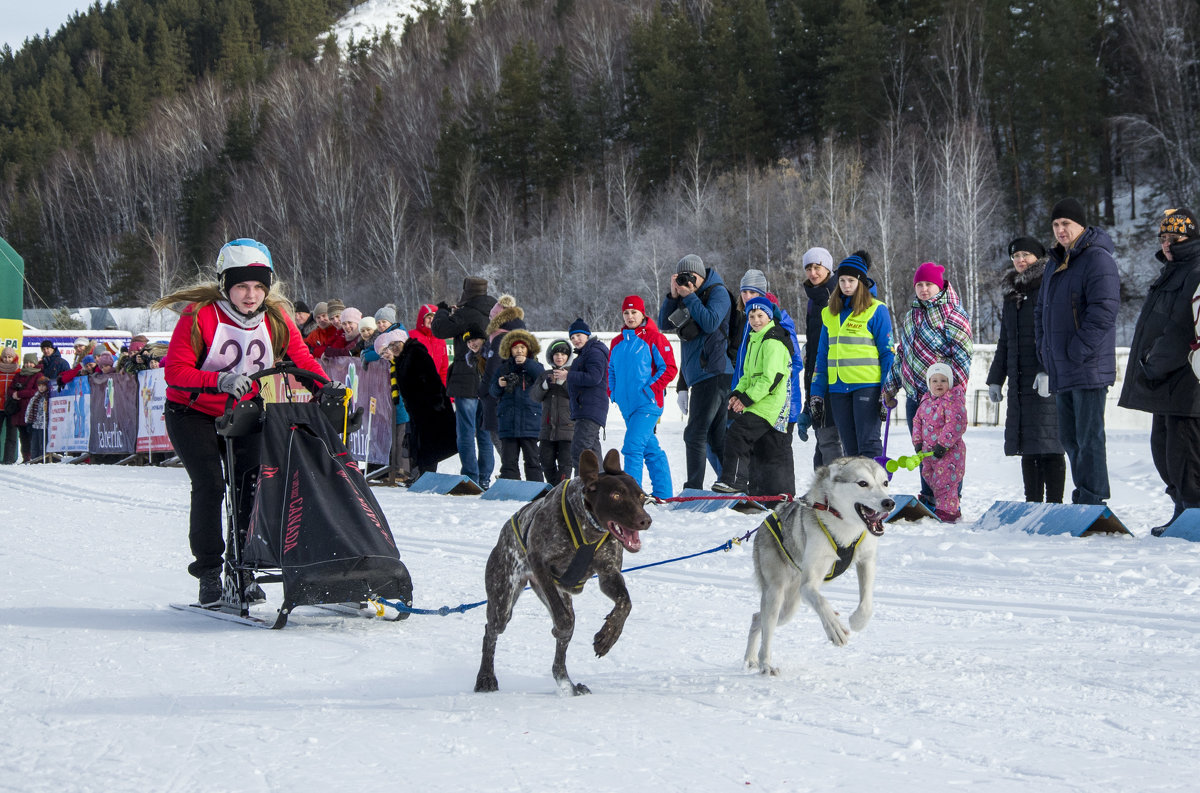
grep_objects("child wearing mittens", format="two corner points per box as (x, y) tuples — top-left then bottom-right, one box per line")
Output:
(911, 362), (967, 522)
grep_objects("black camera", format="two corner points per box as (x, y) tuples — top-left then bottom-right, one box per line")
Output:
(675, 271), (697, 288)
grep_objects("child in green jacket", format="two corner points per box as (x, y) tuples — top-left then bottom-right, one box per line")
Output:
(712, 296), (795, 496)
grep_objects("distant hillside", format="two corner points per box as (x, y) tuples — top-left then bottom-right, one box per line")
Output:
(0, 0), (355, 181)
(0, 0), (1196, 340)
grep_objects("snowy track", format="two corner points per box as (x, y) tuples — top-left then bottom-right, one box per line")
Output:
(3, 426), (1199, 791)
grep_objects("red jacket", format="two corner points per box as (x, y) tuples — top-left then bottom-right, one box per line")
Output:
(411, 304), (450, 385)
(164, 303), (326, 417)
(304, 324), (345, 358)
(9, 366), (43, 427)
(609, 317), (678, 407)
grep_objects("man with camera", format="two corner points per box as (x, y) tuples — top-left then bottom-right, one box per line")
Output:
(431, 276), (498, 489)
(659, 254), (734, 490)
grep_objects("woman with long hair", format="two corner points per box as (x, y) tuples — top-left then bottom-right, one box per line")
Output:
(808, 251), (894, 459)
(155, 238), (332, 606)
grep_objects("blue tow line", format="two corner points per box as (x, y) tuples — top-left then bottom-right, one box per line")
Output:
(371, 534), (752, 617)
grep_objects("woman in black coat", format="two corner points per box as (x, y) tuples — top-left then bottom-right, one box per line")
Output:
(987, 237), (1066, 502)
(395, 334), (458, 476)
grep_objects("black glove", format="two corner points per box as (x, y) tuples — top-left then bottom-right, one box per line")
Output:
(932, 444), (948, 459)
(913, 442), (923, 454)
(217, 372), (253, 398)
(320, 379), (347, 398)
(808, 396), (824, 426)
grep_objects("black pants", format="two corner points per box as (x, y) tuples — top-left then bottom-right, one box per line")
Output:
(499, 437), (543, 481)
(1, 420), (17, 464)
(1021, 453), (1066, 503)
(165, 402), (261, 578)
(752, 422), (796, 496)
(720, 413), (793, 496)
(684, 374), (731, 489)
(540, 439), (573, 483)
(1151, 414), (1200, 513)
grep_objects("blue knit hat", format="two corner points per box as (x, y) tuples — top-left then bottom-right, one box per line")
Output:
(745, 296), (775, 317)
(835, 251), (870, 282)
(568, 317), (591, 336)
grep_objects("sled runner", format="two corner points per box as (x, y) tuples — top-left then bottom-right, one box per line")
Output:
(171, 363), (413, 629)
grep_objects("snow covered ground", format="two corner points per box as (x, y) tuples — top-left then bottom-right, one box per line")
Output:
(3, 421), (1200, 792)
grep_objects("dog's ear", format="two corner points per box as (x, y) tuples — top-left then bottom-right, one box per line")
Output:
(810, 461), (834, 499)
(601, 448), (622, 476)
(578, 449), (600, 486)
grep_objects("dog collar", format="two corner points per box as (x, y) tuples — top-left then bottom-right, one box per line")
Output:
(811, 500), (843, 520)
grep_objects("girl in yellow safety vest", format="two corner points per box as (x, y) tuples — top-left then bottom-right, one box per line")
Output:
(808, 251), (894, 459)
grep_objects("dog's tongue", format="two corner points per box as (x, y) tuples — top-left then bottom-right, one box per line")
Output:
(607, 522), (642, 552)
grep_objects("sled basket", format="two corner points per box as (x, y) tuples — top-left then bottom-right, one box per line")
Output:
(241, 400), (412, 611)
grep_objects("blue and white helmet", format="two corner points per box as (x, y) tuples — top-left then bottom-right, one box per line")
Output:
(216, 238), (274, 297)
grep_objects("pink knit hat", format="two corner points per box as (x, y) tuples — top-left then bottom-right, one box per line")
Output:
(913, 262), (945, 289)
(373, 329), (408, 356)
(340, 307), (363, 324)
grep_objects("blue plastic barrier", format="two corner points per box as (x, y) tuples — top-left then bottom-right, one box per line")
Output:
(974, 500), (1132, 537)
(1159, 509), (1200, 541)
(407, 472), (483, 496)
(480, 479), (552, 502)
(887, 494), (939, 523)
(669, 488), (745, 514)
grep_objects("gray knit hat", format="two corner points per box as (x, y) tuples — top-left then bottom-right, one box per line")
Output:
(677, 254), (705, 276)
(740, 269), (769, 296)
(374, 304), (397, 325)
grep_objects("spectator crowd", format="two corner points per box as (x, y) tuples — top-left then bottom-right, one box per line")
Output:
(6, 201), (1200, 534)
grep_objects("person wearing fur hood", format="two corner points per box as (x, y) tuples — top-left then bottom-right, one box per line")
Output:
(986, 237), (1066, 503)
(479, 294), (526, 444)
(489, 329), (545, 482)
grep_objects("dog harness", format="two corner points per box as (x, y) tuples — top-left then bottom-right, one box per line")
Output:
(762, 511), (864, 582)
(508, 482), (609, 594)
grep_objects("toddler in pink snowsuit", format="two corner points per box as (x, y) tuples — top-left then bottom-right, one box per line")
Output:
(911, 362), (967, 522)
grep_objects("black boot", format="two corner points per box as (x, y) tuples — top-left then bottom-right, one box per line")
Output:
(1151, 502), (1185, 537)
(240, 571), (266, 604)
(1042, 454), (1067, 504)
(198, 569), (223, 606)
(1021, 456), (1044, 502)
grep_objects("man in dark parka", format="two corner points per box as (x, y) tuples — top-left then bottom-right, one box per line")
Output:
(1118, 208), (1200, 534)
(431, 277), (497, 487)
(1033, 199), (1120, 505)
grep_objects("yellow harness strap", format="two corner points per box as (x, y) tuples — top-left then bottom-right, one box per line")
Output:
(762, 510), (864, 581)
(506, 482), (608, 594)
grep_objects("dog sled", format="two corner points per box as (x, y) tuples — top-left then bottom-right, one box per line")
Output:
(171, 364), (413, 629)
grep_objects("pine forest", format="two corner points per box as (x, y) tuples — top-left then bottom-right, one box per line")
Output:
(1, 0), (1198, 336)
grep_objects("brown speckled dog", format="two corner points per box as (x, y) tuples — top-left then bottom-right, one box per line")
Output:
(474, 449), (652, 695)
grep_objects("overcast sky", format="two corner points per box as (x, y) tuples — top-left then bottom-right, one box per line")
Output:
(3, 2), (97, 53)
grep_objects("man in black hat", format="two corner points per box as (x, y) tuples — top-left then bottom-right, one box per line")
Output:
(432, 277), (498, 488)
(1033, 198), (1120, 505)
(1119, 208), (1200, 533)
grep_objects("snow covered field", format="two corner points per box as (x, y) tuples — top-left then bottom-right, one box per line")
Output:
(3, 422), (1199, 792)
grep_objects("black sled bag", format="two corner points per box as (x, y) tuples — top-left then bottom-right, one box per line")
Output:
(243, 401), (412, 608)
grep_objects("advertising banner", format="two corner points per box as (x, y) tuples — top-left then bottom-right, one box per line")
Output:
(136, 369), (172, 453)
(88, 372), (138, 454)
(321, 357), (392, 465)
(48, 376), (91, 453)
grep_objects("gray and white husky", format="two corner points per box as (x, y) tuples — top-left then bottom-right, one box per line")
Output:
(744, 457), (894, 675)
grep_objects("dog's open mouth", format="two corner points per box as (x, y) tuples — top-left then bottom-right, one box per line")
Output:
(606, 521), (642, 552)
(854, 503), (888, 536)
